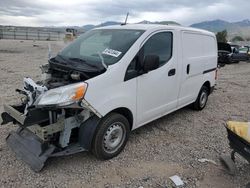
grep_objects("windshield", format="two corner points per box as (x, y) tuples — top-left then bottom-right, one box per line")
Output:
(58, 29), (144, 66)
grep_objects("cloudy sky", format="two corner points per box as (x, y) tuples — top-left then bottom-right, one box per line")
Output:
(0, 0), (249, 26)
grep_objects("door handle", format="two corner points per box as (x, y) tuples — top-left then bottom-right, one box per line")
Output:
(168, 69), (176, 76)
(186, 64), (190, 74)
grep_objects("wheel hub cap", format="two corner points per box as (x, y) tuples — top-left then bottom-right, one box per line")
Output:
(103, 123), (124, 153)
(200, 91), (207, 108)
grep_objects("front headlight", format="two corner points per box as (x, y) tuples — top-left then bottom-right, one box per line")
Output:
(37, 82), (88, 106)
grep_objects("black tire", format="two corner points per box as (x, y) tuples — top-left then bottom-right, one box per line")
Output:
(218, 63), (225, 68)
(92, 112), (130, 160)
(220, 155), (237, 176)
(192, 86), (209, 110)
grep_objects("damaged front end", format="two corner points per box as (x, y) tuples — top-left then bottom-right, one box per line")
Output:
(1, 62), (102, 172)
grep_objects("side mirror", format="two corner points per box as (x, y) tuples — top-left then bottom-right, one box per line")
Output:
(143, 55), (160, 73)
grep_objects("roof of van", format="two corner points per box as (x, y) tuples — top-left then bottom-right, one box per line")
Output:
(95, 24), (215, 36)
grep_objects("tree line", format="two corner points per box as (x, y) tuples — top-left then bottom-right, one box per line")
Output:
(216, 30), (249, 43)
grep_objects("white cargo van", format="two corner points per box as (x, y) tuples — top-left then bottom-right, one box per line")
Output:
(1, 24), (217, 171)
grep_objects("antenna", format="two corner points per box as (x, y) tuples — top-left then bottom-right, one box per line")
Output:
(121, 12), (129, 25)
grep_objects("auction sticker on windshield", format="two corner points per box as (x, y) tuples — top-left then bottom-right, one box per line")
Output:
(102, 48), (122, 57)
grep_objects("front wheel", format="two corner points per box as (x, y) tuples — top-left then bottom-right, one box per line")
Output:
(92, 113), (130, 160)
(192, 86), (209, 110)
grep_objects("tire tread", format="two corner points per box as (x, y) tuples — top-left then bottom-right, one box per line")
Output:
(92, 113), (130, 160)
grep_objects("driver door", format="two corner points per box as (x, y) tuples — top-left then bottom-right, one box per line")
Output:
(136, 31), (179, 127)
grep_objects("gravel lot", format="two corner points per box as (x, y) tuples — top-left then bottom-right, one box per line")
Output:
(0, 39), (249, 188)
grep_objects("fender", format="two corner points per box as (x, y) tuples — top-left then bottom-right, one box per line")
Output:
(78, 115), (101, 150)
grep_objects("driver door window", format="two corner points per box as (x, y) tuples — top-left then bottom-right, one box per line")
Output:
(143, 32), (173, 66)
(124, 32), (173, 81)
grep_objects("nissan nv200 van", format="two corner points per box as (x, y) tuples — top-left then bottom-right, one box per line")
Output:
(1, 24), (217, 171)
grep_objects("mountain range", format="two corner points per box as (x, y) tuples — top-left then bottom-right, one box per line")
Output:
(81, 20), (180, 31)
(190, 19), (250, 39)
(80, 19), (250, 40)
(1, 19), (249, 40)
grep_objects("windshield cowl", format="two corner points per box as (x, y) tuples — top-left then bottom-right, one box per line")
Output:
(49, 57), (105, 73)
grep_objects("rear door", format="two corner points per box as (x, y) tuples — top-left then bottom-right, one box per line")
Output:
(136, 30), (180, 127)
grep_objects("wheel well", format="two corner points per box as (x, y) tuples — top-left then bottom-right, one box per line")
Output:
(203, 81), (211, 94)
(111, 108), (133, 130)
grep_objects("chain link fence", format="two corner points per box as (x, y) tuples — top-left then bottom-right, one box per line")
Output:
(0, 27), (65, 41)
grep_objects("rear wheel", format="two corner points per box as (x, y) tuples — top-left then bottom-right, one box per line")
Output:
(193, 86), (209, 110)
(92, 113), (130, 160)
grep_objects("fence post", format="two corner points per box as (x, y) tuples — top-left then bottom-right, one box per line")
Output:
(14, 29), (16, 40)
(26, 29), (28, 40)
(38, 31), (40, 40)
(0, 29), (2, 39)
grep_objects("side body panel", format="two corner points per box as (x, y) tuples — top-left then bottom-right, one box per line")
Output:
(84, 63), (137, 127)
(178, 31), (217, 107)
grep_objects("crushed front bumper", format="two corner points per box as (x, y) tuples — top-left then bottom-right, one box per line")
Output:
(1, 104), (56, 171)
(1, 104), (50, 126)
(1, 104), (86, 172)
(7, 128), (55, 172)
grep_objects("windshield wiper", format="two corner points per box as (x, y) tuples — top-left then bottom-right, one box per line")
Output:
(97, 52), (108, 70)
(54, 54), (68, 64)
(68, 57), (101, 70)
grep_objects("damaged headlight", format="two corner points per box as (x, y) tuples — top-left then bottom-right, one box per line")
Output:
(37, 82), (88, 107)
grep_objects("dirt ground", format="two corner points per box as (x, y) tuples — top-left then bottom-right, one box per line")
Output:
(0, 39), (249, 188)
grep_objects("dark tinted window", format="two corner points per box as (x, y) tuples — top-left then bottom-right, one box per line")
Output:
(124, 32), (173, 81)
(218, 42), (232, 53)
(143, 32), (173, 66)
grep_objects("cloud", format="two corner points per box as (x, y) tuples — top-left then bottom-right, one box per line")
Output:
(0, 0), (249, 26)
